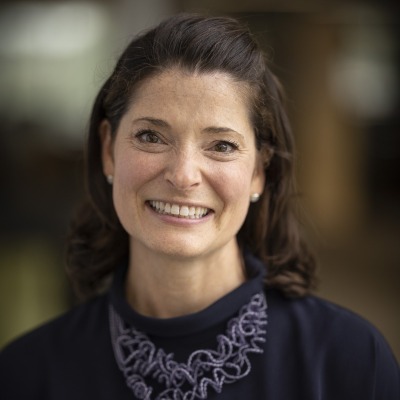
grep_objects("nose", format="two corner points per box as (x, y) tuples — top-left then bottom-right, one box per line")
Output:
(164, 149), (202, 190)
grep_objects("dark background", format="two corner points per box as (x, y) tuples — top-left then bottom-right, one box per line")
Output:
(0, 0), (399, 360)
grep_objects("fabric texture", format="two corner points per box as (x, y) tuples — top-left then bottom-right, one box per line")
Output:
(109, 292), (267, 399)
(0, 253), (399, 399)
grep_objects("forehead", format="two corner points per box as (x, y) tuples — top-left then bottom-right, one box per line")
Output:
(126, 68), (253, 125)
(132, 67), (249, 108)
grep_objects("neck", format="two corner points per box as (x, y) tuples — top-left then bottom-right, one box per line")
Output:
(125, 241), (246, 318)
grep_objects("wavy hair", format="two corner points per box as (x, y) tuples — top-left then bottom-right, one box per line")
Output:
(66, 13), (316, 299)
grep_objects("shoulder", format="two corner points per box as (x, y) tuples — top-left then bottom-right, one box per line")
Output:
(1, 294), (108, 354)
(0, 295), (110, 398)
(266, 289), (400, 398)
(267, 289), (390, 349)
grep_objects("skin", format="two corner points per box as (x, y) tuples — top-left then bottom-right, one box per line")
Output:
(100, 68), (265, 318)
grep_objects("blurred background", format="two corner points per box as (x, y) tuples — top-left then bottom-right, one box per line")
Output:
(0, 0), (399, 360)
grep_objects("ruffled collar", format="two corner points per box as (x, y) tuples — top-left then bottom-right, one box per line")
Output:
(108, 253), (268, 399)
(108, 252), (266, 337)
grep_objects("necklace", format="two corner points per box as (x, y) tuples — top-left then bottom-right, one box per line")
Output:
(109, 291), (267, 399)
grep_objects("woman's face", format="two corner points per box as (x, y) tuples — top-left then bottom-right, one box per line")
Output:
(101, 68), (265, 261)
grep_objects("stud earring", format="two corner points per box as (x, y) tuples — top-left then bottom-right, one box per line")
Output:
(106, 175), (114, 185)
(250, 193), (260, 203)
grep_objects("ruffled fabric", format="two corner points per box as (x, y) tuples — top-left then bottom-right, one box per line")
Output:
(108, 253), (268, 399)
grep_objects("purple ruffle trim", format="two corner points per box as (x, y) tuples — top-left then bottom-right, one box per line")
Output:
(109, 291), (267, 399)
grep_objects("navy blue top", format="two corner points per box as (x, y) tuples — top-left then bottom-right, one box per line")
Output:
(1, 254), (399, 399)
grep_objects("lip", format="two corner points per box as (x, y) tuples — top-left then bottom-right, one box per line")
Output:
(145, 200), (214, 224)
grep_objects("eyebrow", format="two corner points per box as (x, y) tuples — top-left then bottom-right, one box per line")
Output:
(132, 117), (244, 139)
(203, 126), (244, 139)
(132, 117), (170, 128)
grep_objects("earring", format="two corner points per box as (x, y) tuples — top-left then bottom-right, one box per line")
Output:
(250, 193), (260, 203)
(106, 175), (114, 185)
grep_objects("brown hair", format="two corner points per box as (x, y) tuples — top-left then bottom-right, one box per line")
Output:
(66, 13), (316, 299)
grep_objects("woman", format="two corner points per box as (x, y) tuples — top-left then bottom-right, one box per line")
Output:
(0, 14), (398, 400)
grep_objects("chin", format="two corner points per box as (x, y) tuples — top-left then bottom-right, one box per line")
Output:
(151, 242), (208, 261)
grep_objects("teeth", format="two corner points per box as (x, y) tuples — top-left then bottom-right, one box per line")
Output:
(170, 204), (180, 216)
(180, 206), (189, 217)
(149, 201), (209, 219)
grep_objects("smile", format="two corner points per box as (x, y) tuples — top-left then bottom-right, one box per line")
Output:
(148, 201), (210, 219)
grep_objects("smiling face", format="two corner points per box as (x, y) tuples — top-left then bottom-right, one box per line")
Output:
(101, 68), (265, 262)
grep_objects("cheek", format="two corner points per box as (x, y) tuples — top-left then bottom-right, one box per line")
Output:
(211, 164), (254, 235)
(114, 151), (161, 189)
(213, 162), (255, 208)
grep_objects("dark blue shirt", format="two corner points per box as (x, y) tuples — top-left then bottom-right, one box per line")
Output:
(1, 254), (399, 399)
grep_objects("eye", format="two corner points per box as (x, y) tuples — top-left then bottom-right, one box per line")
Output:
(212, 140), (239, 153)
(135, 130), (165, 144)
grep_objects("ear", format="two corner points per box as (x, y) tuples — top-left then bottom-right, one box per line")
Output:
(251, 152), (266, 195)
(99, 119), (114, 178)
